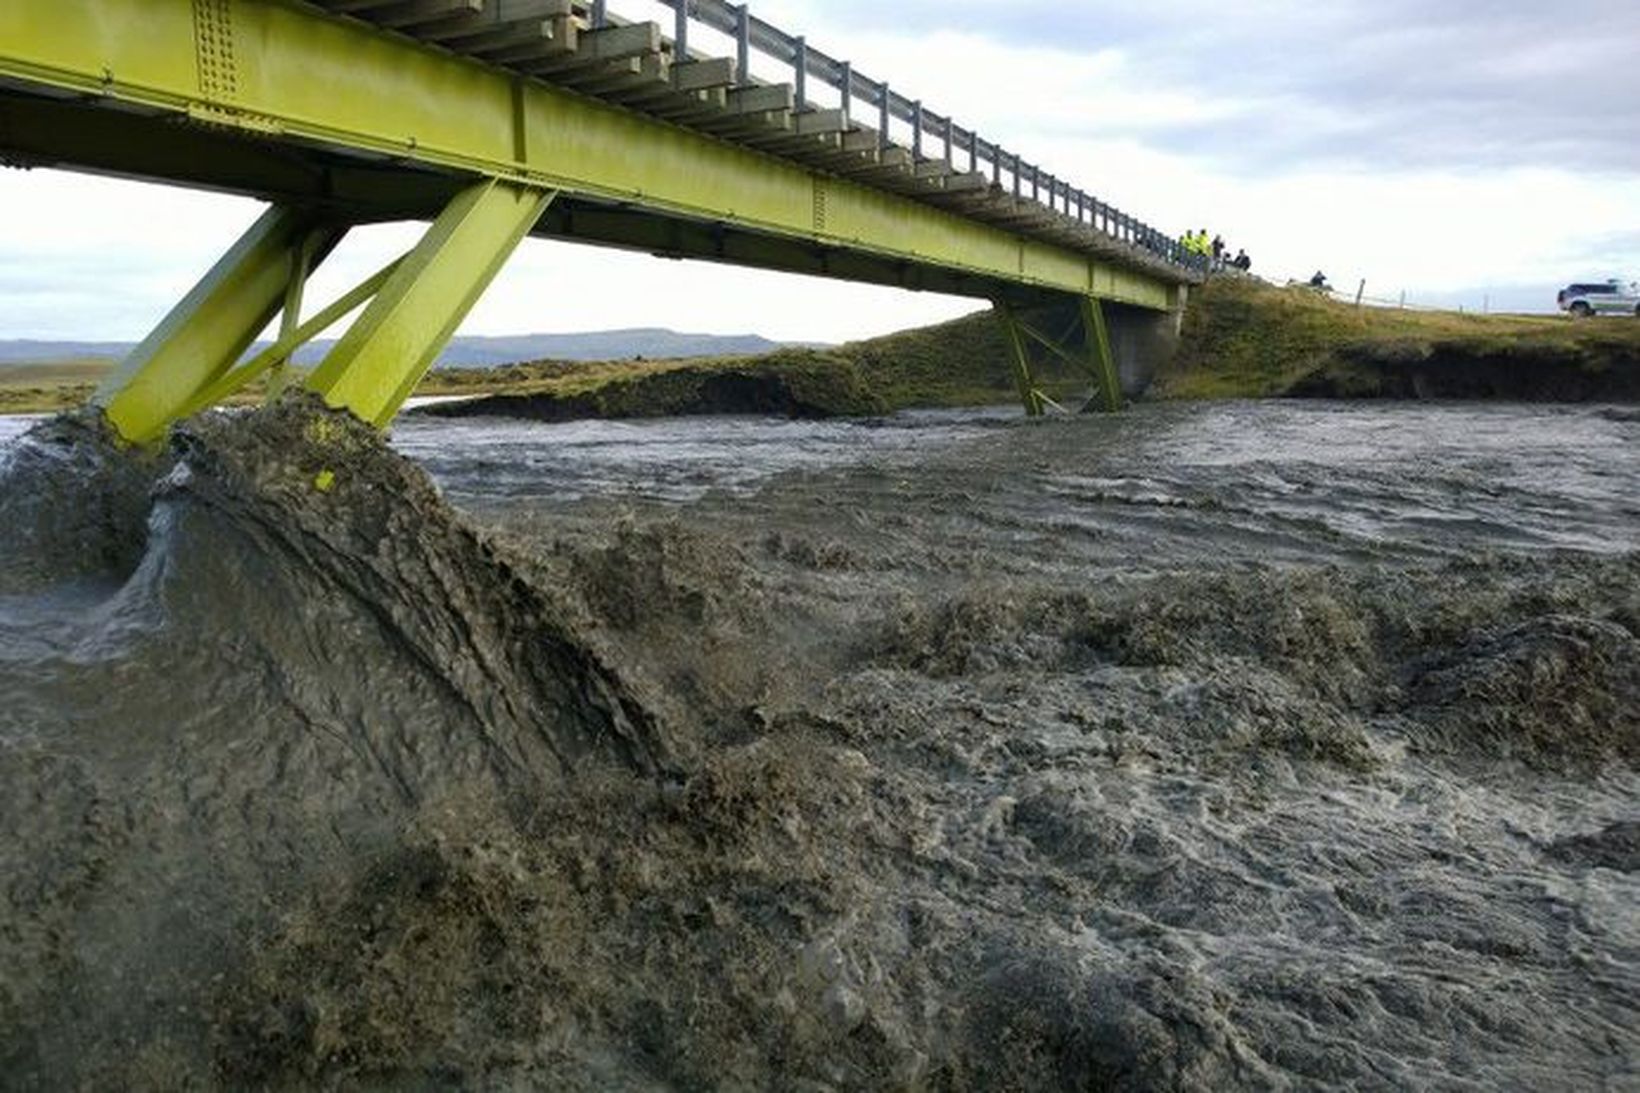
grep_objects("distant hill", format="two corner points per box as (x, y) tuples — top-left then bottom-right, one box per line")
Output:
(0, 329), (800, 369)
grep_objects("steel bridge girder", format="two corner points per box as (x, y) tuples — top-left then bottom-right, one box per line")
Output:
(92, 206), (347, 444)
(0, 0), (1176, 311)
(306, 179), (555, 427)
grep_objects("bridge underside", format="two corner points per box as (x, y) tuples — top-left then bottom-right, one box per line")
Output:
(0, 93), (1123, 309)
(0, 0), (1190, 440)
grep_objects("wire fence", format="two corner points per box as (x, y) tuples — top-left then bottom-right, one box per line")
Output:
(1208, 267), (1553, 318)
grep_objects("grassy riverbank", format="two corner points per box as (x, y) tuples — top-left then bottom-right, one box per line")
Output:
(415, 311), (1094, 421)
(6, 278), (1635, 417)
(1158, 277), (1640, 400)
(0, 360), (110, 415)
(0, 312), (1066, 418)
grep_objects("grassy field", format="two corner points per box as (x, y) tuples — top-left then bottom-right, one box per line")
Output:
(1158, 277), (1640, 399)
(0, 313), (1061, 418)
(412, 310), (1096, 418)
(0, 357), (113, 414)
(5, 280), (1635, 418)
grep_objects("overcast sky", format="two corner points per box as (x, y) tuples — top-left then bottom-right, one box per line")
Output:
(1, 0), (1636, 343)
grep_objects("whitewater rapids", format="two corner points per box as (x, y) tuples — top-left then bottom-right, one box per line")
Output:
(0, 396), (1635, 1090)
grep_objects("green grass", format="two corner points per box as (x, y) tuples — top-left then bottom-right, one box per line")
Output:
(1158, 278), (1640, 399)
(16, 279), (1623, 419)
(0, 357), (115, 414)
(413, 309), (1092, 416)
(0, 314), (1059, 418)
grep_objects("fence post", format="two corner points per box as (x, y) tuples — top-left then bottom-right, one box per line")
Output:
(1355, 279), (1366, 308)
(735, 4), (750, 84)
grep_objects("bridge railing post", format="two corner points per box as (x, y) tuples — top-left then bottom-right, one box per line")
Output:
(793, 35), (806, 107)
(674, 0), (690, 59)
(735, 3), (750, 83)
(878, 81), (891, 151)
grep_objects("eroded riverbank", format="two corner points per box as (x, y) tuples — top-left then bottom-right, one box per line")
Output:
(1160, 279), (1640, 402)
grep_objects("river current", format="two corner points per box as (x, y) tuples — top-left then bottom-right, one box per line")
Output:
(0, 398), (1635, 1089)
(2, 401), (1635, 555)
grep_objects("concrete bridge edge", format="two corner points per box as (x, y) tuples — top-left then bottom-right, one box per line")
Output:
(1105, 285), (1189, 399)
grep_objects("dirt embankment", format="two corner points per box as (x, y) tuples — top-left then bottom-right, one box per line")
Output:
(1290, 338), (1640, 400)
(419, 311), (1106, 422)
(1160, 277), (1640, 401)
(427, 353), (885, 422)
(429, 280), (1640, 421)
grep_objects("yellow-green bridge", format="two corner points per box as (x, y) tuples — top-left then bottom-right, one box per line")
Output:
(0, 0), (1205, 443)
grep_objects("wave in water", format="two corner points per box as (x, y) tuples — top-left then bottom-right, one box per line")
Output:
(0, 396), (1635, 1089)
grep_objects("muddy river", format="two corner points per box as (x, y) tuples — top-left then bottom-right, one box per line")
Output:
(0, 398), (1635, 1089)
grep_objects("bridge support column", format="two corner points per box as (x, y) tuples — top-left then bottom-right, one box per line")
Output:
(994, 301), (1046, 417)
(307, 179), (556, 427)
(1078, 296), (1124, 413)
(993, 295), (1125, 416)
(93, 208), (349, 444)
(92, 179), (554, 443)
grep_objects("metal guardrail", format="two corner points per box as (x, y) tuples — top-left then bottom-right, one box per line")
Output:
(595, 0), (1208, 278)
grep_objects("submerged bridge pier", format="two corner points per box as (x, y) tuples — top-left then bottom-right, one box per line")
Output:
(0, 0), (1204, 440)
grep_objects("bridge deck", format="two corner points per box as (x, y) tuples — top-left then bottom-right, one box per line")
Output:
(315, 0), (1201, 287)
(0, 0), (1193, 438)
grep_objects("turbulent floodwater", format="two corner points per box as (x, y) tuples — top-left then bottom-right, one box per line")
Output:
(0, 397), (1636, 1090)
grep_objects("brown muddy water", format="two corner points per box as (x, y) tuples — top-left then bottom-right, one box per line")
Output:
(0, 398), (1636, 1090)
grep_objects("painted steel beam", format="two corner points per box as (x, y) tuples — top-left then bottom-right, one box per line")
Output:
(0, 0), (1173, 311)
(0, 93), (1076, 307)
(307, 179), (555, 426)
(93, 206), (348, 443)
(174, 255), (406, 420)
(535, 204), (1067, 306)
(0, 93), (473, 218)
(1080, 296), (1124, 412)
(993, 302), (1045, 418)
